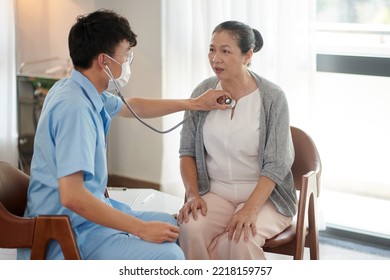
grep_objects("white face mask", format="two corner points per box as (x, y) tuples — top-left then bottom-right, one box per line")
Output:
(104, 54), (131, 91)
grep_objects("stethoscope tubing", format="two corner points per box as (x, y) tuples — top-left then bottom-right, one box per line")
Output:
(105, 65), (197, 134)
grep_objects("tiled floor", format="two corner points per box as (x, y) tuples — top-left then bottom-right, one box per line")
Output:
(1, 240), (388, 260)
(266, 243), (389, 260)
(2, 189), (388, 260)
(0, 249), (16, 260)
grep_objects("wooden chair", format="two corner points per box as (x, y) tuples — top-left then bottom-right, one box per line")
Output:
(263, 126), (322, 260)
(0, 161), (81, 259)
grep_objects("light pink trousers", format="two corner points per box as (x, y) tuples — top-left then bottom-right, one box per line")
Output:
(179, 192), (292, 260)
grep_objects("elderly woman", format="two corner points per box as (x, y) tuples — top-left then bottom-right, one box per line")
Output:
(177, 20), (296, 260)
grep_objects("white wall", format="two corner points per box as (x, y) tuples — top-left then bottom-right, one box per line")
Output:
(15, 0), (95, 66)
(100, 0), (164, 185)
(15, 0), (164, 185)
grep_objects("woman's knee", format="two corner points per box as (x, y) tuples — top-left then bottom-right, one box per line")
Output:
(179, 213), (208, 236)
(214, 233), (260, 255)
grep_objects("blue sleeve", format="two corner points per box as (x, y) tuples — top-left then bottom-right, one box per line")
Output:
(102, 91), (123, 118)
(53, 106), (96, 181)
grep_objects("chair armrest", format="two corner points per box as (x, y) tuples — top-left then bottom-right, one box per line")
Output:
(294, 170), (318, 259)
(31, 215), (81, 260)
(303, 171), (320, 259)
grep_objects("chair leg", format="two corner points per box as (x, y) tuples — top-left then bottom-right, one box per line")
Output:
(310, 239), (319, 260)
(308, 194), (319, 260)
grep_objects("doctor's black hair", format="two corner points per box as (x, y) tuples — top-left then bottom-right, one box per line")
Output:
(68, 9), (137, 69)
(212, 21), (263, 54)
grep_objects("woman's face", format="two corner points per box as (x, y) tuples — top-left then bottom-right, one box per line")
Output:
(208, 31), (249, 80)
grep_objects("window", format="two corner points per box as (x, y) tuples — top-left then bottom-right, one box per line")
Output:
(317, 0), (390, 24)
(314, 0), (390, 239)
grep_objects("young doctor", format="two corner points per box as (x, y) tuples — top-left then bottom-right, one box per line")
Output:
(17, 9), (230, 260)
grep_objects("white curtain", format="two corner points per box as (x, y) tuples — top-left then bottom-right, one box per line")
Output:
(161, 0), (316, 197)
(0, 0), (18, 166)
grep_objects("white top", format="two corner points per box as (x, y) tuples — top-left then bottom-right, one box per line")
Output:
(203, 84), (261, 204)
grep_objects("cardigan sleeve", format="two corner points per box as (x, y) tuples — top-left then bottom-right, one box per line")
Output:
(259, 80), (294, 187)
(179, 77), (218, 158)
(255, 75), (296, 216)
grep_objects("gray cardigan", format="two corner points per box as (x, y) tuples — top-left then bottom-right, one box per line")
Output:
(179, 71), (297, 217)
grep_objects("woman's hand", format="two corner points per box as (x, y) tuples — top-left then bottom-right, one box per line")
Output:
(192, 89), (232, 111)
(177, 194), (207, 224)
(226, 207), (257, 243)
(137, 221), (180, 243)
(226, 176), (275, 242)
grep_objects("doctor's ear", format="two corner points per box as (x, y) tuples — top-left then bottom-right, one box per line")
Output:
(97, 53), (108, 67)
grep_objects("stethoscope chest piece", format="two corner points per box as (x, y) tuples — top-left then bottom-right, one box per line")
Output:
(225, 98), (236, 108)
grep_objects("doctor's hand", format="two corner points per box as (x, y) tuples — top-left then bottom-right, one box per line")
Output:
(138, 221), (180, 243)
(177, 194), (207, 224)
(192, 89), (232, 111)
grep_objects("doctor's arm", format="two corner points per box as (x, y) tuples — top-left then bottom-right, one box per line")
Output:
(117, 89), (230, 118)
(58, 171), (179, 243)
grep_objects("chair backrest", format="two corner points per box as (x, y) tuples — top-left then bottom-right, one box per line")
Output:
(0, 161), (36, 249)
(263, 127), (321, 260)
(0, 161), (81, 259)
(290, 127), (322, 195)
(0, 161), (30, 217)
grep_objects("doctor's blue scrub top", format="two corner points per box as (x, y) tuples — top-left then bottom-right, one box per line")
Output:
(18, 69), (122, 257)
(17, 69), (184, 260)
(25, 69), (121, 221)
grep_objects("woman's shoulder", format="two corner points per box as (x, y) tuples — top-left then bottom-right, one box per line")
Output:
(199, 76), (219, 86)
(250, 71), (284, 94)
(191, 76), (220, 97)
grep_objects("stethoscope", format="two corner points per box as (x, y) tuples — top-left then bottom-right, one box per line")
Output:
(224, 97), (236, 108)
(104, 65), (235, 134)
